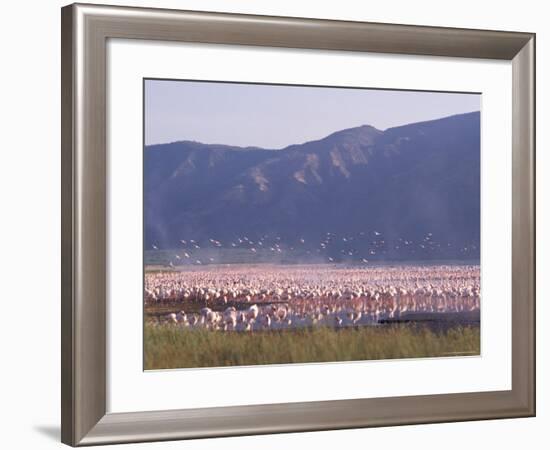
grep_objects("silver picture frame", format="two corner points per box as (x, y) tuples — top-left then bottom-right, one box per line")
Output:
(61, 3), (535, 446)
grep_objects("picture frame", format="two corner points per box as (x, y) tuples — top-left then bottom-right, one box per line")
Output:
(61, 3), (535, 446)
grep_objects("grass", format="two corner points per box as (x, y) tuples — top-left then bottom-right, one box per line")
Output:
(144, 324), (480, 370)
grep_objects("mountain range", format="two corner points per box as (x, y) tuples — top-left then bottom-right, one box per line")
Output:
(144, 111), (480, 261)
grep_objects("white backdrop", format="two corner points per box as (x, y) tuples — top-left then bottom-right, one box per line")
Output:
(0, 0), (547, 449)
(108, 39), (511, 413)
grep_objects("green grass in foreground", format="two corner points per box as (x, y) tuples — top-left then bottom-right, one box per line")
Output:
(144, 324), (480, 370)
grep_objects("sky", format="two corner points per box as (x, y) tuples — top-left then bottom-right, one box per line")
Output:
(145, 79), (480, 149)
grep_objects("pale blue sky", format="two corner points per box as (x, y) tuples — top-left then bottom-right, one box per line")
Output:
(145, 79), (480, 148)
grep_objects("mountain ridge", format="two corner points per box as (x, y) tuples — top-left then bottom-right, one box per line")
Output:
(145, 111), (478, 152)
(144, 111), (480, 261)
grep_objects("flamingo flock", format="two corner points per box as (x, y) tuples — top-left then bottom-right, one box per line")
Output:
(148, 230), (479, 267)
(145, 264), (480, 331)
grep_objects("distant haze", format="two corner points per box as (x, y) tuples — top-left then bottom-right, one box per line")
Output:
(145, 79), (480, 148)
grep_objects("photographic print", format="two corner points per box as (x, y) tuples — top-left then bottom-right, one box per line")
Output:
(143, 80), (481, 370)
